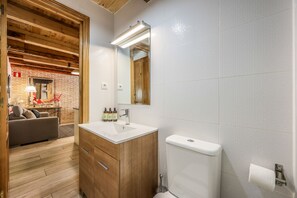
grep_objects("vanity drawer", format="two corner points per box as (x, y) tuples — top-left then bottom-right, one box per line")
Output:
(94, 135), (120, 160)
(79, 146), (94, 179)
(94, 147), (119, 198)
(79, 128), (95, 155)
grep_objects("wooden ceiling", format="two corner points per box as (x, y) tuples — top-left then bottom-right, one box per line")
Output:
(91, 0), (129, 13)
(7, 0), (80, 75)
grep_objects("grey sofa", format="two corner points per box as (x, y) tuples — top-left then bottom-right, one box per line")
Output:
(9, 107), (59, 147)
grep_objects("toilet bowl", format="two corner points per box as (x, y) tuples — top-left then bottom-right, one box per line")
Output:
(154, 135), (222, 198)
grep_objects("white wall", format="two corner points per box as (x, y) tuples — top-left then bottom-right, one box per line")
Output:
(117, 48), (131, 104)
(56, 0), (115, 122)
(115, 0), (294, 197)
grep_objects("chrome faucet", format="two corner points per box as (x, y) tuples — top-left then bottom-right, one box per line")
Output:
(120, 109), (130, 125)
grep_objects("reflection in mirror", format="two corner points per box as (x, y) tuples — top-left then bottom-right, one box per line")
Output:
(115, 21), (151, 105)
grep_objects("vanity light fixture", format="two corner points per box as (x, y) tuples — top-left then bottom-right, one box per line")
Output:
(120, 30), (150, 49)
(111, 21), (150, 47)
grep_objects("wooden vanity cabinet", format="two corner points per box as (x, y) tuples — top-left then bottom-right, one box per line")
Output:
(79, 129), (95, 198)
(79, 128), (158, 198)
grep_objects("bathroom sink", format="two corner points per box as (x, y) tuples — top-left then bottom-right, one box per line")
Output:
(79, 121), (158, 144)
(113, 123), (135, 133)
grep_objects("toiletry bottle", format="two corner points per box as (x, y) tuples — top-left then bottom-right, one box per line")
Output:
(103, 108), (107, 121)
(113, 108), (118, 122)
(108, 108), (112, 122)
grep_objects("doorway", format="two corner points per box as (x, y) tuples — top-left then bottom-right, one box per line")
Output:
(0, 0), (90, 197)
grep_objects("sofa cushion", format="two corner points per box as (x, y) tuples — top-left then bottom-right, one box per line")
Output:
(31, 109), (41, 118)
(9, 114), (26, 120)
(12, 106), (23, 117)
(40, 112), (49, 117)
(23, 110), (37, 119)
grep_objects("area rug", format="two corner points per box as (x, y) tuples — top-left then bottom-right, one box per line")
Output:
(58, 124), (74, 138)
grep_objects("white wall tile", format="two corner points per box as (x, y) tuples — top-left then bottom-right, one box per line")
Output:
(254, 11), (292, 74)
(115, 0), (294, 197)
(221, 29), (236, 77)
(220, 72), (292, 132)
(220, 125), (293, 197)
(236, 22), (255, 75)
(253, 72), (292, 132)
(163, 79), (218, 123)
(221, 172), (292, 198)
(161, 118), (219, 144)
(221, 0), (237, 30)
(236, 0), (258, 25)
(261, 0), (292, 17)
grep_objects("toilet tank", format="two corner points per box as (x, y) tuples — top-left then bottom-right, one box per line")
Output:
(166, 135), (222, 198)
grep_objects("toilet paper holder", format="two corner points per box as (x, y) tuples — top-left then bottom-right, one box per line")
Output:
(275, 164), (287, 186)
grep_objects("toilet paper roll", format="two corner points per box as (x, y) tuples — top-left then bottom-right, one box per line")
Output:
(248, 164), (275, 192)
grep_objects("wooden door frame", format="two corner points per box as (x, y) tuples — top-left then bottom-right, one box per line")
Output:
(1, 1), (90, 196)
(0, 0), (8, 197)
(24, 0), (90, 123)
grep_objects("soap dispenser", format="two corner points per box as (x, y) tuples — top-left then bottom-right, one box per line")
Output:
(108, 108), (112, 122)
(113, 108), (118, 122)
(102, 108), (108, 122)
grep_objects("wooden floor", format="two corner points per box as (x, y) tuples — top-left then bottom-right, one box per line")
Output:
(8, 137), (80, 198)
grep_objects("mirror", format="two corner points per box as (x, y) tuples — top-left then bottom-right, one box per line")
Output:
(116, 23), (151, 105)
(29, 77), (54, 101)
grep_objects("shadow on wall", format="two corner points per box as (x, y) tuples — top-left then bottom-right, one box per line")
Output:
(220, 152), (248, 198)
(221, 152), (293, 198)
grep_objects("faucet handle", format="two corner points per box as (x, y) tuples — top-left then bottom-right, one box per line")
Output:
(121, 108), (129, 114)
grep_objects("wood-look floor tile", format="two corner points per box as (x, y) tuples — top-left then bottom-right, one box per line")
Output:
(51, 180), (79, 198)
(9, 169), (46, 189)
(45, 159), (78, 176)
(9, 137), (79, 198)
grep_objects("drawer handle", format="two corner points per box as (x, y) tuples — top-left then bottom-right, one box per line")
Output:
(97, 161), (109, 171)
(81, 147), (89, 155)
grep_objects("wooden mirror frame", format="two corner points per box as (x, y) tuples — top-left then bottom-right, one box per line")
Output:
(29, 77), (55, 102)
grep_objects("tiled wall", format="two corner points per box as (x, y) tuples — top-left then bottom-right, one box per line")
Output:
(115, 0), (293, 197)
(10, 66), (79, 124)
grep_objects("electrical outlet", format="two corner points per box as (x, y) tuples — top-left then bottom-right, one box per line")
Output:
(101, 82), (108, 90)
(118, 84), (123, 90)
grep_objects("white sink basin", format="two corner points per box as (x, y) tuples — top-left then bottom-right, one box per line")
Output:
(79, 121), (158, 144)
(113, 123), (135, 133)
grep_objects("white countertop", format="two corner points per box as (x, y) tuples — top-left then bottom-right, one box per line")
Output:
(78, 121), (158, 144)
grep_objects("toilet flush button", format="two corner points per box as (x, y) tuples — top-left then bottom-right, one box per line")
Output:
(187, 139), (194, 142)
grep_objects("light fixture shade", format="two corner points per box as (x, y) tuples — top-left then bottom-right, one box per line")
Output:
(71, 70), (79, 75)
(119, 30), (150, 49)
(25, 85), (36, 93)
(111, 21), (150, 46)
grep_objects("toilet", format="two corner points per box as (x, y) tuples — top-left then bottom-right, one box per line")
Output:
(155, 135), (222, 198)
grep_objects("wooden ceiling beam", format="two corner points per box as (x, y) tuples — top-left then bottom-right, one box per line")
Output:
(8, 51), (79, 69)
(9, 59), (74, 73)
(11, 64), (73, 75)
(108, 0), (129, 13)
(8, 54), (78, 70)
(10, 59), (73, 74)
(7, 27), (79, 55)
(8, 49), (78, 66)
(91, 0), (129, 13)
(7, 3), (79, 41)
(8, 39), (79, 64)
(25, 0), (82, 24)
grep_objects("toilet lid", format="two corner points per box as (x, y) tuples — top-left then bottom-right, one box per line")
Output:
(154, 191), (176, 198)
